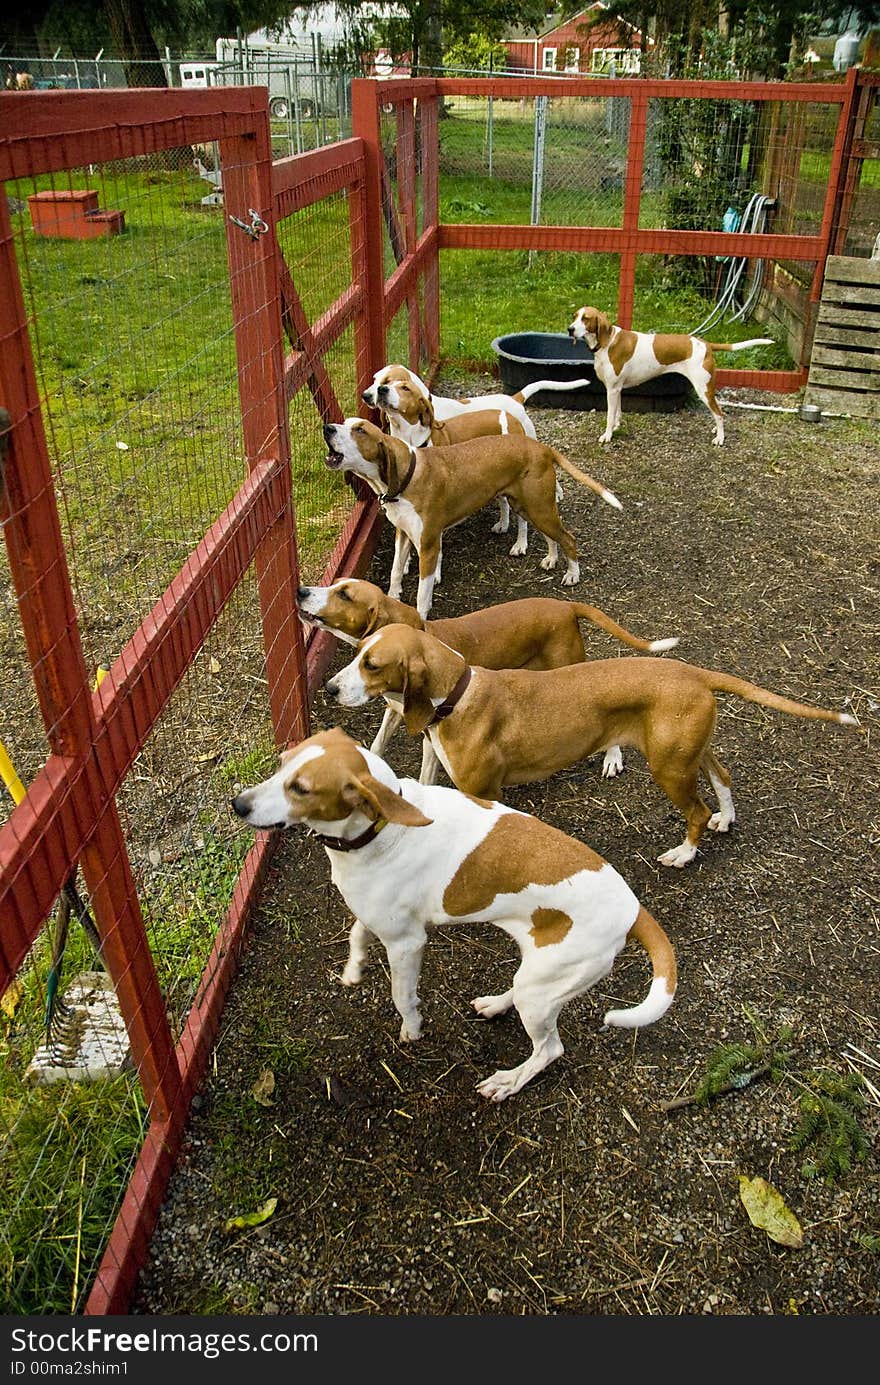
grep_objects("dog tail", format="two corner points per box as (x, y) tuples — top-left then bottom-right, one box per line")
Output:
(603, 906), (676, 1030)
(513, 378), (594, 404)
(550, 449), (622, 510)
(570, 603), (679, 655)
(699, 668), (858, 726)
(702, 337), (774, 353)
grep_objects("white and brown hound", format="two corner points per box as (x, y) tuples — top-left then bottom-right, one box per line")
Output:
(567, 305), (773, 446)
(325, 624), (857, 868)
(298, 576), (678, 780)
(322, 418), (621, 619)
(232, 726), (677, 1101)
(362, 362), (591, 448)
(362, 364), (592, 535)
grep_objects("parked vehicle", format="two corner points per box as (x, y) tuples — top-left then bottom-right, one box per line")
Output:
(212, 38), (334, 120)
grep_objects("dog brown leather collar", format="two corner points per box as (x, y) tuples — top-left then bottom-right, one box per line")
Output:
(309, 786), (406, 851)
(310, 816), (390, 852)
(383, 448), (417, 502)
(429, 666), (472, 725)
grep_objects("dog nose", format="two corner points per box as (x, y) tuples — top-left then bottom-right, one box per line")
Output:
(322, 423), (335, 441)
(231, 794), (250, 819)
(297, 585), (310, 601)
(325, 679), (339, 700)
(567, 326), (575, 337)
(377, 383), (389, 396)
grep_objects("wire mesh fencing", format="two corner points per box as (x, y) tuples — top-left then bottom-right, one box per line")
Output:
(435, 78), (859, 365)
(0, 87), (374, 1313)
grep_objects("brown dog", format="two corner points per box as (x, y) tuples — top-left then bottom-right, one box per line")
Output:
(365, 394), (527, 534)
(324, 624), (857, 868)
(298, 575), (679, 778)
(322, 417), (621, 619)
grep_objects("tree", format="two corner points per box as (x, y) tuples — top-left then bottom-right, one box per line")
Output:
(588, 0), (880, 78)
(443, 32), (509, 70)
(286, 1), (549, 73)
(0, 1), (299, 73)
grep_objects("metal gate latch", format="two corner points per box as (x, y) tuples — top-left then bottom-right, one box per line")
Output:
(228, 209), (269, 240)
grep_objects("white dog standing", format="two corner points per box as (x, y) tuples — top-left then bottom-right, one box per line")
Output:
(568, 305), (773, 446)
(232, 727), (677, 1102)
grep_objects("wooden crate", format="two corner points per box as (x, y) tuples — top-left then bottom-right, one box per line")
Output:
(804, 255), (880, 418)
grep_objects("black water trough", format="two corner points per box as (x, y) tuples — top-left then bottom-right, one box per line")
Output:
(491, 332), (690, 413)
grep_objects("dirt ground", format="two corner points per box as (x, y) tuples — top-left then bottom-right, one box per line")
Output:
(133, 377), (879, 1318)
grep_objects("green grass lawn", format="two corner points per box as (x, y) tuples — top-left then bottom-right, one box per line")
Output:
(435, 98), (798, 369)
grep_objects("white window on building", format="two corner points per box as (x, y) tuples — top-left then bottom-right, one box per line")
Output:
(590, 47), (641, 75)
(542, 47), (557, 72)
(564, 47), (580, 72)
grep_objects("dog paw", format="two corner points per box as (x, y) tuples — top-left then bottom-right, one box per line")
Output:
(491, 519), (510, 534)
(602, 747), (624, 778)
(339, 965), (362, 987)
(539, 554), (559, 571)
(475, 1070), (518, 1102)
(599, 433), (612, 444)
(707, 811), (734, 833)
(472, 992), (513, 1019)
(712, 436), (724, 447)
(508, 542), (527, 557)
(561, 570), (579, 586)
(399, 1017), (422, 1042)
(657, 843), (697, 868)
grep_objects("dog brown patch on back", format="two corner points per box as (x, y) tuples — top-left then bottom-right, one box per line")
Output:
(443, 813), (602, 918)
(652, 335), (694, 367)
(465, 793), (494, 809)
(607, 331), (639, 374)
(530, 907), (573, 947)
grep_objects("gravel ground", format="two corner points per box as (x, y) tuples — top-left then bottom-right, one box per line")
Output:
(133, 377), (879, 1318)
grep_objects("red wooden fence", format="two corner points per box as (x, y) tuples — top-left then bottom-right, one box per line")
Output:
(0, 69), (866, 1312)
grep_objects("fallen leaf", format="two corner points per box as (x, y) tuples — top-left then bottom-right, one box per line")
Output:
(1, 979), (24, 1018)
(115, 440), (129, 451)
(738, 1174), (803, 1248)
(209, 656), (221, 674)
(224, 1196), (277, 1233)
(251, 1068), (275, 1106)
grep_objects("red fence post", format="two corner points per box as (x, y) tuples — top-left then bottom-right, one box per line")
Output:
(351, 79), (388, 386)
(420, 92), (441, 368)
(219, 116), (309, 749)
(619, 85), (648, 329)
(809, 65), (862, 318)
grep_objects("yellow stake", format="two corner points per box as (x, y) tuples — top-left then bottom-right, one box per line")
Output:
(0, 740), (26, 806)
(1, 666), (108, 807)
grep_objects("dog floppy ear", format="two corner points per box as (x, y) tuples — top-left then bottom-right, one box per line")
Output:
(401, 653), (436, 736)
(359, 591), (385, 638)
(343, 773), (432, 827)
(594, 309), (613, 348)
(417, 394), (435, 430)
(375, 435), (406, 493)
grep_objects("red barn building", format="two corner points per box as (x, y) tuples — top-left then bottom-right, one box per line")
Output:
(503, 4), (648, 76)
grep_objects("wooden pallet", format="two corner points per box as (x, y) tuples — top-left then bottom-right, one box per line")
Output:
(804, 255), (880, 418)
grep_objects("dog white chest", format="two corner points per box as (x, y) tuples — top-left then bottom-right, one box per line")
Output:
(425, 725), (458, 783)
(382, 496), (423, 547)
